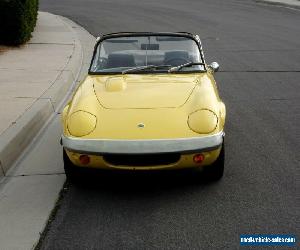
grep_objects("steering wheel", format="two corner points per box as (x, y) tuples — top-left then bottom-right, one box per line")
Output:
(164, 58), (190, 67)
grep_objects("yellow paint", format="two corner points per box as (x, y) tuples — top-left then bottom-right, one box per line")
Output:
(104, 76), (127, 92)
(67, 110), (97, 137)
(93, 74), (198, 109)
(65, 147), (221, 170)
(62, 70), (226, 169)
(188, 109), (218, 134)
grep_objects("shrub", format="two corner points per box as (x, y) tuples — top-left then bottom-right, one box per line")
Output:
(0, 0), (39, 45)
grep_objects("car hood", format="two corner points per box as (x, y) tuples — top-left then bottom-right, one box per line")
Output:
(92, 74), (200, 109)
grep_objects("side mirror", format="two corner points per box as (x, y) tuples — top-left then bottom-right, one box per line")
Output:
(208, 62), (220, 72)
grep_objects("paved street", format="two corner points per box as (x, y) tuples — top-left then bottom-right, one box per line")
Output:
(36, 0), (299, 249)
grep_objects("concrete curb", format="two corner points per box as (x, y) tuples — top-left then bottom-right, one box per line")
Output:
(256, 0), (300, 9)
(0, 14), (95, 250)
(0, 12), (86, 179)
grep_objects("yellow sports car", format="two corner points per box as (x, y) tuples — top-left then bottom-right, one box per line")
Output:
(61, 32), (226, 182)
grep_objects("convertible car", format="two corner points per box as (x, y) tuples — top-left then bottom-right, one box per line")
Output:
(61, 32), (226, 182)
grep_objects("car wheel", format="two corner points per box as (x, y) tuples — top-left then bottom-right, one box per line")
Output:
(63, 149), (81, 183)
(203, 142), (225, 181)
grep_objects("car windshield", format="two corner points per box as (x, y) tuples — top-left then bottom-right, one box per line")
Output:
(90, 35), (205, 73)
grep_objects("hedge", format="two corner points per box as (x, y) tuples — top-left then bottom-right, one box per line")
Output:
(0, 0), (39, 45)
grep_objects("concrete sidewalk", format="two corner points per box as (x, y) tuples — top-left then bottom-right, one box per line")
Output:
(0, 12), (86, 178)
(0, 12), (95, 250)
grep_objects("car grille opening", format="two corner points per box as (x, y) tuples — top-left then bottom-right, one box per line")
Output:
(103, 153), (181, 167)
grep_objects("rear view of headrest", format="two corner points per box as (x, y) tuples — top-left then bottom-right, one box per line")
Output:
(107, 54), (136, 68)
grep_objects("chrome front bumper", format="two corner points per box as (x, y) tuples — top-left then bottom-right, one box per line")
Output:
(61, 131), (224, 155)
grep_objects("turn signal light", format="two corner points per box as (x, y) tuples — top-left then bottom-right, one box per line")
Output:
(79, 155), (90, 165)
(193, 154), (205, 164)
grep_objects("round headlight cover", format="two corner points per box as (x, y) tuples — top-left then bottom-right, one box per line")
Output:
(67, 111), (97, 137)
(188, 109), (218, 134)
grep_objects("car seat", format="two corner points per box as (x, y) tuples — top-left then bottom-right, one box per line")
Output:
(106, 54), (136, 68)
(164, 51), (190, 66)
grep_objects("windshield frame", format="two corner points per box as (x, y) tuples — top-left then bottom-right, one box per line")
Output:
(88, 32), (207, 75)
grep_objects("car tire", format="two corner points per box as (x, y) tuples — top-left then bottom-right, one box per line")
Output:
(63, 149), (81, 183)
(203, 142), (225, 181)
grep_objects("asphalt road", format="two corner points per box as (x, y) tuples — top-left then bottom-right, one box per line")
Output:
(37, 0), (299, 249)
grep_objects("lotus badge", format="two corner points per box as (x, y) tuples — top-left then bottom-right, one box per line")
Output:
(137, 123), (145, 128)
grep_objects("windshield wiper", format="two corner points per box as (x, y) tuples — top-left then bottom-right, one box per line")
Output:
(122, 65), (171, 74)
(168, 62), (206, 73)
